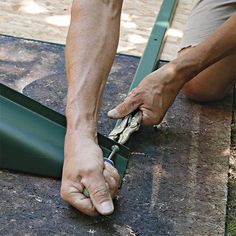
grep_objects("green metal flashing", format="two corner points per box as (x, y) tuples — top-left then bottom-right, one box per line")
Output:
(0, 83), (129, 182)
(0, 0), (177, 182)
(129, 0), (178, 91)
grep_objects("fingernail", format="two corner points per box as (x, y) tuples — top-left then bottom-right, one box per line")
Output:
(108, 109), (119, 118)
(99, 201), (114, 215)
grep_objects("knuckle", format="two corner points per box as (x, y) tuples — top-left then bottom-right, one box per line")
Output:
(129, 97), (138, 107)
(130, 92), (142, 103)
(133, 89), (142, 99)
(104, 174), (120, 190)
(112, 169), (120, 181)
(104, 164), (120, 182)
(115, 173), (120, 183)
(103, 169), (109, 179)
(60, 185), (69, 201)
(104, 162), (115, 171)
(120, 98), (139, 113)
(91, 184), (109, 202)
(117, 102), (129, 114)
(79, 165), (100, 177)
(109, 178), (118, 190)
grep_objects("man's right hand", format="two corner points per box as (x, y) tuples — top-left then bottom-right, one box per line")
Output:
(60, 130), (120, 216)
(108, 63), (185, 125)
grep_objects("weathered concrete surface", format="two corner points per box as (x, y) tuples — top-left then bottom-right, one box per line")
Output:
(0, 0), (195, 57)
(0, 35), (233, 235)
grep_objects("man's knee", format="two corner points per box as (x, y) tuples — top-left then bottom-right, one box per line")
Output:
(182, 80), (225, 102)
(182, 81), (203, 101)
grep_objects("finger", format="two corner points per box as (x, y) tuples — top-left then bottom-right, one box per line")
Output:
(81, 172), (114, 215)
(108, 96), (141, 119)
(104, 162), (120, 184)
(103, 169), (119, 198)
(68, 193), (99, 216)
(60, 182), (98, 216)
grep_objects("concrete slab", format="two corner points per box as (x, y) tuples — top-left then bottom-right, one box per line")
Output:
(0, 36), (233, 235)
(0, 0), (195, 58)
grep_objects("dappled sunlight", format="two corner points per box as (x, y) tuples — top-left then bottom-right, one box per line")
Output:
(121, 12), (132, 21)
(117, 45), (136, 54)
(45, 15), (71, 27)
(121, 21), (137, 29)
(127, 34), (147, 44)
(1, 0), (191, 58)
(119, 9), (154, 55)
(166, 28), (183, 38)
(18, 0), (48, 14)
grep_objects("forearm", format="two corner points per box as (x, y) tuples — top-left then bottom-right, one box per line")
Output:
(66, 0), (123, 136)
(174, 13), (236, 81)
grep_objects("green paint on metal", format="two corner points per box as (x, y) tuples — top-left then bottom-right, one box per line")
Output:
(0, 83), (129, 183)
(129, 0), (178, 91)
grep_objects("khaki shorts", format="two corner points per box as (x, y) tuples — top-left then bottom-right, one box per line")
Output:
(180, 0), (236, 50)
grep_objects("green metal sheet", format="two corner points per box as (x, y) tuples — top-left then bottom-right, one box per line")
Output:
(0, 83), (129, 182)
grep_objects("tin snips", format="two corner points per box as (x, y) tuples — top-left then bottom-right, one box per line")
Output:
(108, 110), (142, 145)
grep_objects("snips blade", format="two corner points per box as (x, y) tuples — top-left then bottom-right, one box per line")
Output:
(108, 114), (132, 141)
(118, 111), (142, 145)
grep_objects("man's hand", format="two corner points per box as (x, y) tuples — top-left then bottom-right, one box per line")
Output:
(61, 130), (120, 216)
(63, 0), (123, 216)
(108, 63), (185, 125)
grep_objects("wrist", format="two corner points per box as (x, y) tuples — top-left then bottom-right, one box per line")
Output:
(66, 129), (98, 143)
(67, 120), (97, 138)
(173, 47), (205, 82)
(66, 109), (98, 141)
(66, 126), (98, 144)
(66, 94), (99, 131)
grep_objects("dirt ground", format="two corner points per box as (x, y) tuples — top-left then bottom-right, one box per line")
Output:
(226, 90), (236, 236)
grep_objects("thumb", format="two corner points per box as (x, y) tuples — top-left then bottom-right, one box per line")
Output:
(108, 96), (140, 119)
(82, 173), (114, 215)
